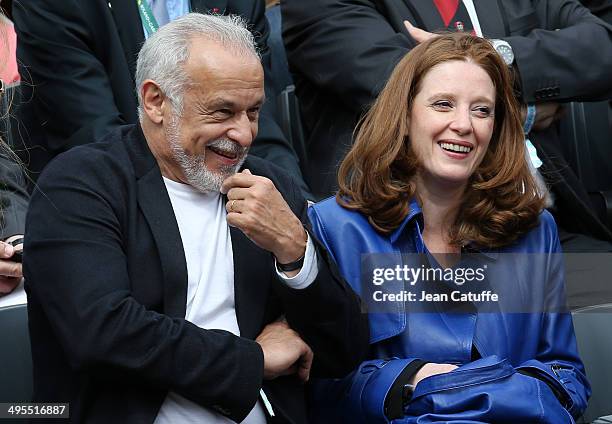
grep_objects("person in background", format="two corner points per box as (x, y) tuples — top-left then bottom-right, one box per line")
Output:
(12, 0), (312, 199)
(0, 146), (27, 296)
(583, 0), (612, 22)
(264, 1), (293, 96)
(0, 7), (28, 296)
(308, 33), (589, 423)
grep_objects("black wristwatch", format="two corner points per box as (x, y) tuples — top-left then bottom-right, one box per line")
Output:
(402, 383), (417, 405)
(384, 360), (426, 420)
(7, 237), (24, 263)
(276, 255), (305, 272)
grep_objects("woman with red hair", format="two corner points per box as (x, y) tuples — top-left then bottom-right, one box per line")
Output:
(309, 32), (589, 423)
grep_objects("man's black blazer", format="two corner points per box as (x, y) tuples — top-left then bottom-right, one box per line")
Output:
(23, 124), (368, 423)
(283, 0), (612, 241)
(13, 0), (310, 196)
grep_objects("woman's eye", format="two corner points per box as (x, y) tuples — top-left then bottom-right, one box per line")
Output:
(432, 101), (453, 109)
(473, 106), (492, 117)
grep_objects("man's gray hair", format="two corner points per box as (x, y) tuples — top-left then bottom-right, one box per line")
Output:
(135, 13), (260, 120)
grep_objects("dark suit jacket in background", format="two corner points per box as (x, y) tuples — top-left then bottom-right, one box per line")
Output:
(23, 124), (368, 423)
(282, 0), (612, 241)
(12, 0), (311, 197)
(0, 151), (28, 239)
(584, 0), (612, 22)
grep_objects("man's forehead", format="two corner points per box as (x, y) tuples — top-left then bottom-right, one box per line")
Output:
(187, 72), (265, 110)
(185, 36), (262, 76)
(187, 67), (265, 105)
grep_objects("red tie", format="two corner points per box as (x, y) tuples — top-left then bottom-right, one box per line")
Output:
(433, 0), (459, 27)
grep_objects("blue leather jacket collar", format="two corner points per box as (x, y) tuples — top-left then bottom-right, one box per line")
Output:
(336, 198), (502, 343)
(388, 199), (421, 246)
(389, 199), (498, 260)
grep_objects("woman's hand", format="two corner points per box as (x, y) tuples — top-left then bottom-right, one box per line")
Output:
(409, 362), (459, 386)
(0, 237), (24, 295)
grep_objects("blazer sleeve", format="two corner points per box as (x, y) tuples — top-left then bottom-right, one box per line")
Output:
(505, 0), (612, 102)
(272, 231), (372, 378)
(0, 150), (28, 239)
(583, 0), (612, 23)
(12, 0), (128, 153)
(24, 150), (264, 422)
(282, 0), (414, 113)
(254, 159), (369, 378)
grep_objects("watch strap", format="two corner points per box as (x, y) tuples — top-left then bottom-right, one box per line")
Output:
(276, 255), (305, 272)
(8, 237), (24, 247)
(384, 360), (427, 420)
(523, 104), (536, 135)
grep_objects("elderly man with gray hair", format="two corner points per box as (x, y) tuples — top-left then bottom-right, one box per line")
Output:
(23, 13), (368, 424)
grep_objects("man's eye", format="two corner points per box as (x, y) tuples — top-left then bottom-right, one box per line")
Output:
(215, 109), (232, 117)
(247, 108), (260, 119)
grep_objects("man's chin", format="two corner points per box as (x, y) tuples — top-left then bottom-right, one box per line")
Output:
(187, 169), (235, 194)
(189, 179), (222, 194)
(181, 155), (246, 194)
(220, 157), (248, 178)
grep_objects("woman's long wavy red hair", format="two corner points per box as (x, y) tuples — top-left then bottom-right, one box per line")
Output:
(337, 33), (544, 248)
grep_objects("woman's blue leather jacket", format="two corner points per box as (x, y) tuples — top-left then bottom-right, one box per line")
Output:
(308, 197), (590, 423)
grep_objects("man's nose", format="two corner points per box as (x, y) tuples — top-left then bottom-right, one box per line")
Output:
(227, 112), (256, 147)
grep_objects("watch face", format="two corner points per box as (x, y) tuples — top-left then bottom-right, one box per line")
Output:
(402, 383), (416, 404)
(498, 45), (514, 65)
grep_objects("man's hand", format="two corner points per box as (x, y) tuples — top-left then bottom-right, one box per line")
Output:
(409, 362), (458, 386)
(0, 237), (23, 296)
(221, 170), (307, 266)
(521, 102), (564, 132)
(404, 20), (437, 44)
(256, 319), (314, 382)
(534, 103), (563, 131)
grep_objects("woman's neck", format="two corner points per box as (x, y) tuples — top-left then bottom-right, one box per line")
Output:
(415, 173), (466, 257)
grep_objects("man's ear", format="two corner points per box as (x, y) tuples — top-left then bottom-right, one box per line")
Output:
(141, 80), (166, 124)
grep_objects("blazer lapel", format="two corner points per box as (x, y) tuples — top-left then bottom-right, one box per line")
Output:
(473, 0), (507, 38)
(109, 0), (145, 81)
(129, 126), (188, 319)
(138, 168), (189, 318)
(230, 220), (273, 339)
(190, 0), (228, 14)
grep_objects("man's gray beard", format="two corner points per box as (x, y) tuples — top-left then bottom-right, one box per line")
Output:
(166, 117), (248, 193)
